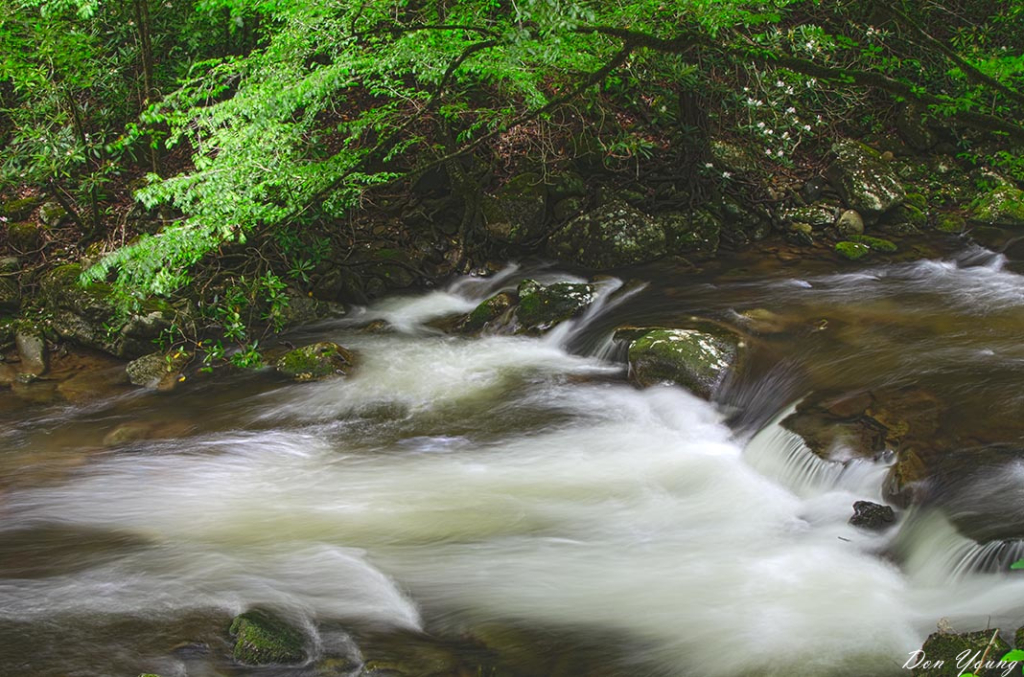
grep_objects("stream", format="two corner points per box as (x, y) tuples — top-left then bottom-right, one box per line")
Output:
(3, 241), (1024, 676)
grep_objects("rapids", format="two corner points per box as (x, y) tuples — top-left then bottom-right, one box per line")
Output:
(3, 247), (1024, 676)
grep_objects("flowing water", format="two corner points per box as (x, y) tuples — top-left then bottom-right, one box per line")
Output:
(4, 242), (1024, 676)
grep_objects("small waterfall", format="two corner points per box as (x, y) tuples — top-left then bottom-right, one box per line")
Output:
(742, 403), (889, 498)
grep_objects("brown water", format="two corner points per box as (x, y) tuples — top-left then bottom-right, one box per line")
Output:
(3, 241), (1024, 677)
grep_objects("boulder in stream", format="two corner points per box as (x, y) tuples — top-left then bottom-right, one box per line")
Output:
(625, 326), (744, 399)
(514, 279), (594, 335)
(275, 342), (355, 381)
(457, 291), (517, 334)
(228, 609), (307, 665)
(849, 501), (896, 530)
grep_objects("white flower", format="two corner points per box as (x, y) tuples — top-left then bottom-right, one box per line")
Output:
(786, 107), (796, 114)
(704, 162), (714, 169)
(765, 128), (774, 135)
(722, 171), (733, 179)
(756, 121), (765, 128)
(776, 149), (784, 157)
(776, 80), (784, 87)
(803, 124), (812, 131)
(781, 131), (790, 140)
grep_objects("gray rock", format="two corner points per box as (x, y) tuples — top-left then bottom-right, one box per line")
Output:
(546, 200), (666, 269)
(626, 327), (744, 400)
(849, 501), (896, 530)
(826, 140), (906, 221)
(836, 209), (865, 237)
(126, 351), (188, 391)
(15, 330), (47, 377)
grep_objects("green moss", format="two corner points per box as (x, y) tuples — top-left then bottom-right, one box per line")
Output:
(628, 328), (741, 399)
(514, 281), (594, 334)
(968, 184), (1024, 226)
(229, 609), (306, 665)
(835, 241), (871, 260)
(459, 291), (516, 333)
(849, 234), (898, 253)
(275, 342), (355, 381)
(904, 192), (928, 211)
(936, 213), (966, 233)
(1, 196), (42, 220)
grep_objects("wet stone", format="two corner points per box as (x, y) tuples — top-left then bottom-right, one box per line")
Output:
(849, 501), (896, 530)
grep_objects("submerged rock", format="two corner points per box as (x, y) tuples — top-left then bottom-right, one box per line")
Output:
(546, 200), (666, 269)
(229, 609), (307, 665)
(275, 342), (355, 381)
(849, 501), (896, 530)
(826, 140), (905, 222)
(910, 628), (1010, 676)
(514, 279), (594, 335)
(626, 327), (743, 399)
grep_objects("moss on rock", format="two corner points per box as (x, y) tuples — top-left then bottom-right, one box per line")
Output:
(546, 200), (667, 269)
(458, 291), (517, 334)
(275, 342), (355, 381)
(968, 184), (1024, 227)
(836, 241), (871, 261)
(936, 213), (967, 233)
(849, 234), (898, 253)
(826, 140), (906, 221)
(627, 327), (743, 400)
(514, 279), (594, 334)
(229, 609), (307, 665)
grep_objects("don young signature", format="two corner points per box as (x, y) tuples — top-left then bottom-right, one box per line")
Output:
(904, 648), (1024, 677)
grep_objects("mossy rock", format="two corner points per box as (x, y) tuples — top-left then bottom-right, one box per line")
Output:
(787, 205), (836, 229)
(836, 241), (871, 261)
(826, 140), (906, 221)
(457, 291), (517, 334)
(514, 279), (594, 334)
(848, 234), (897, 253)
(6, 221), (43, 251)
(546, 200), (667, 269)
(627, 327), (743, 400)
(968, 184), (1024, 227)
(1, 196), (42, 220)
(936, 213), (967, 234)
(275, 342), (355, 381)
(656, 209), (721, 254)
(911, 629), (1011, 676)
(229, 609), (307, 665)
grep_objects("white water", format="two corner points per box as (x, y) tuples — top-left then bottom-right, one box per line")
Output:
(5, 267), (1024, 676)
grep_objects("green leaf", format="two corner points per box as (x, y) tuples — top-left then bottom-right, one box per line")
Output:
(1010, 560), (1024, 569)
(1001, 650), (1024, 662)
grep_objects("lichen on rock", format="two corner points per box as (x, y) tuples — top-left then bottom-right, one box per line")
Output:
(546, 200), (667, 269)
(514, 279), (594, 334)
(626, 326), (743, 399)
